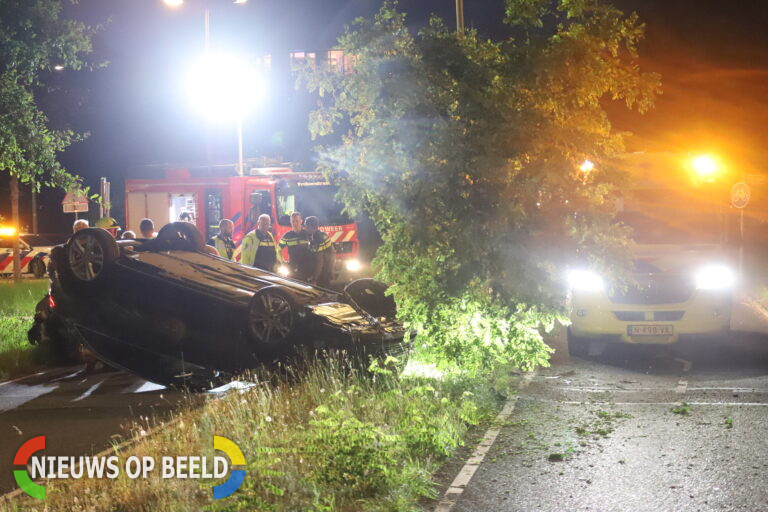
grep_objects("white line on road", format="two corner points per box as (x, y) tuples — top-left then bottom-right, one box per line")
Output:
(0, 370), (48, 388)
(531, 399), (768, 406)
(434, 373), (534, 512)
(673, 357), (691, 394)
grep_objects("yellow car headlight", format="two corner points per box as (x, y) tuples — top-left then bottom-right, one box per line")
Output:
(695, 265), (735, 290)
(567, 270), (604, 292)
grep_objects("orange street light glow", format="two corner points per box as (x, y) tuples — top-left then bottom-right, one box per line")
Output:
(692, 155), (718, 180)
(580, 160), (595, 173)
(0, 226), (17, 237)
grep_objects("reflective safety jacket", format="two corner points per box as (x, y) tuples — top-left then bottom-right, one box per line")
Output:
(207, 234), (236, 260)
(277, 229), (313, 280)
(309, 230), (335, 287)
(240, 229), (278, 271)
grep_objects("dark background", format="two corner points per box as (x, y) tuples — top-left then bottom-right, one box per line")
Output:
(2, 0), (768, 234)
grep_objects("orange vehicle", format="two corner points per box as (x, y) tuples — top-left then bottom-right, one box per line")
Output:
(125, 165), (363, 280)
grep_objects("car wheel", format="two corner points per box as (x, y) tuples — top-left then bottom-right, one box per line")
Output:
(247, 287), (297, 346)
(567, 328), (590, 357)
(64, 228), (119, 288)
(155, 222), (205, 252)
(30, 258), (46, 279)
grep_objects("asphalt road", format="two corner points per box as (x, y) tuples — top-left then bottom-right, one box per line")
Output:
(445, 301), (768, 512)
(0, 366), (190, 495)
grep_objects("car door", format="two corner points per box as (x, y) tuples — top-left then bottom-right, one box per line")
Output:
(0, 237), (13, 273)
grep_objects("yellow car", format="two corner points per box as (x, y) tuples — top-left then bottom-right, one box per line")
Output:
(567, 244), (734, 355)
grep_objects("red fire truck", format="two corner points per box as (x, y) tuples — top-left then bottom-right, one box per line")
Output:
(125, 165), (363, 280)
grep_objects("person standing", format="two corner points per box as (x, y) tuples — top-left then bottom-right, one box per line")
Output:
(241, 214), (278, 271)
(207, 219), (236, 259)
(139, 218), (155, 238)
(94, 216), (121, 238)
(277, 212), (313, 281)
(72, 219), (89, 233)
(305, 216), (335, 288)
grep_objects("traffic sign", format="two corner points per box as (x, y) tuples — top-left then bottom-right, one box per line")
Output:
(731, 182), (750, 209)
(62, 189), (89, 213)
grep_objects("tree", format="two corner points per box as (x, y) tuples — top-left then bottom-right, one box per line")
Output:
(0, 0), (96, 280)
(304, 0), (661, 371)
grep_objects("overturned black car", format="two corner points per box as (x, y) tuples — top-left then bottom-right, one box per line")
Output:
(28, 223), (410, 388)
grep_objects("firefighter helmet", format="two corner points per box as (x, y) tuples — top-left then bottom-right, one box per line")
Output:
(95, 216), (120, 231)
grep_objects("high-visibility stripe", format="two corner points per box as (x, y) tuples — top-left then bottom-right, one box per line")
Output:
(342, 230), (356, 242)
(329, 231), (344, 242)
(280, 239), (309, 247)
(0, 250), (46, 273)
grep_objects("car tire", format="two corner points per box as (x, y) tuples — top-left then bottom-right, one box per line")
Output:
(62, 228), (119, 291)
(567, 328), (590, 357)
(30, 258), (46, 279)
(247, 286), (298, 347)
(155, 222), (205, 252)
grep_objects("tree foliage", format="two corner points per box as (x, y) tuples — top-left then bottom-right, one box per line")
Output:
(304, 0), (660, 371)
(0, 0), (96, 190)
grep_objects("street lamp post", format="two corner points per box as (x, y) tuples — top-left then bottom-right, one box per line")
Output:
(187, 53), (264, 176)
(455, 0), (465, 35)
(164, 0), (252, 175)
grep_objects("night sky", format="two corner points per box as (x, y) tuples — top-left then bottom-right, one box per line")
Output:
(3, 0), (768, 232)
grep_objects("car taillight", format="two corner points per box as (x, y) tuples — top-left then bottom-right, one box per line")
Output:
(48, 294), (56, 309)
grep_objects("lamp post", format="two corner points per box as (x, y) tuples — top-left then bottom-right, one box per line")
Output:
(187, 53), (263, 176)
(455, 0), (464, 35)
(165, 0), (253, 175)
(163, 0), (247, 52)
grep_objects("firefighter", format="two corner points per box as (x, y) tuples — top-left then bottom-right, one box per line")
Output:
(277, 212), (313, 281)
(207, 219), (235, 259)
(95, 216), (121, 238)
(305, 216), (335, 288)
(241, 214), (278, 271)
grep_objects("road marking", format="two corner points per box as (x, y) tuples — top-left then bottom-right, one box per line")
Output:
(0, 370), (49, 388)
(434, 373), (534, 512)
(672, 357), (691, 394)
(528, 398), (768, 406)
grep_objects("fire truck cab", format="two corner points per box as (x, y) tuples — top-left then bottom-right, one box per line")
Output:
(125, 165), (363, 282)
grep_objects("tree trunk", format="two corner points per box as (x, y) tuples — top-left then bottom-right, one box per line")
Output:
(11, 175), (21, 282)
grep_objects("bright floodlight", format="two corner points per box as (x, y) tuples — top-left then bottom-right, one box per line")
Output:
(580, 160), (595, 173)
(163, 0), (183, 6)
(187, 53), (264, 122)
(692, 155), (718, 181)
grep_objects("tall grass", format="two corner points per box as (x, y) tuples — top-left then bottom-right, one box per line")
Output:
(0, 280), (49, 378)
(3, 357), (506, 511)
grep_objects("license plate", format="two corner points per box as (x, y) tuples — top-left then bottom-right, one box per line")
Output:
(628, 325), (674, 336)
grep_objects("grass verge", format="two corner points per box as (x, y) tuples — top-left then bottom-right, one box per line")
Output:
(2, 357), (511, 511)
(0, 280), (49, 379)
